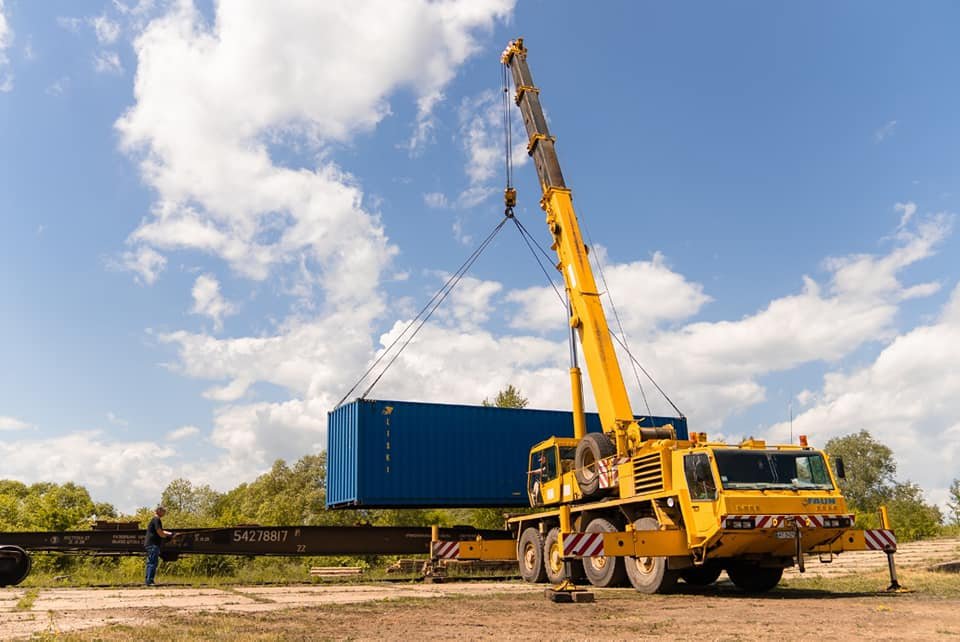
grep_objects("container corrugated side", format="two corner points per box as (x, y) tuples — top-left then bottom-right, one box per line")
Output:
(326, 398), (687, 509)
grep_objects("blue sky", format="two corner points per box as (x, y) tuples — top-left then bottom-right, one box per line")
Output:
(1, 1), (958, 512)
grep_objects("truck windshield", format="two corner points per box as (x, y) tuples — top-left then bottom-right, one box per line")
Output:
(714, 450), (833, 490)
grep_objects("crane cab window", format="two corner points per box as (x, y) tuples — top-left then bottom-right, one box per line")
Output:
(529, 447), (558, 482)
(684, 453), (717, 501)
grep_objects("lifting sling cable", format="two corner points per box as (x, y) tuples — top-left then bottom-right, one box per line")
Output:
(335, 215), (511, 408)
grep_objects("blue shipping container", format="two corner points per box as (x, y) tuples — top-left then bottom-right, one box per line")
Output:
(326, 398), (688, 509)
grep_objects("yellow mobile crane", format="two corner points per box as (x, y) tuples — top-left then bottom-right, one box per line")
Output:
(482, 38), (899, 594)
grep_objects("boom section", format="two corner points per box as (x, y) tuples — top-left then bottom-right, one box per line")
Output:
(502, 39), (637, 452)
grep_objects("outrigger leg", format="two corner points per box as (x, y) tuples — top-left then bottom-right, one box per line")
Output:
(544, 506), (594, 603)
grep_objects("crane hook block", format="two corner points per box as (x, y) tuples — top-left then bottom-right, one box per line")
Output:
(504, 187), (517, 208)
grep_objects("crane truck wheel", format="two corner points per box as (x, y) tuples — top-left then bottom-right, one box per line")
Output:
(582, 517), (627, 587)
(726, 562), (783, 593)
(0, 545), (32, 587)
(543, 527), (585, 584)
(574, 433), (616, 499)
(624, 517), (679, 593)
(679, 563), (722, 586)
(518, 527), (547, 583)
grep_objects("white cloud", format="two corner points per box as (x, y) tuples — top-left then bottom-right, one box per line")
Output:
(190, 274), (236, 331)
(825, 213), (947, 300)
(92, 14), (121, 44)
(155, 204), (951, 495)
(106, 412), (128, 426)
(0, 415), (31, 431)
(117, 0), (512, 303)
(423, 192), (448, 209)
(0, 0), (13, 92)
(432, 274), (503, 329)
(112, 245), (167, 284)
(895, 201), (917, 230)
(112, 0), (155, 17)
(768, 282), (960, 511)
(167, 425), (199, 441)
(94, 50), (124, 74)
(507, 250), (710, 336)
(874, 119), (897, 143)
(57, 16), (84, 33)
(0, 431), (177, 511)
(97, 1), (517, 493)
(455, 90), (528, 209)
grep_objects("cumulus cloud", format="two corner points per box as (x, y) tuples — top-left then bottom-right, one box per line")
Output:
(116, 0), (512, 302)
(0, 415), (31, 431)
(768, 282), (960, 510)
(0, 0), (13, 92)
(507, 250), (711, 336)
(91, 14), (121, 44)
(895, 201), (917, 230)
(423, 192), (448, 209)
(455, 90), (527, 209)
(190, 274), (235, 331)
(111, 245), (166, 284)
(0, 431), (177, 511)
(167, 425), (199, 441)
(93, 50), (123, 74)
(152, 203), (951, 499)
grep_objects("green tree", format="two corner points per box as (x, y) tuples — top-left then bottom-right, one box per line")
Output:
(482, 384), (528, 409)
(824, 430), (897, 514)
(885, 481), (942, 541)
(161, 478), (220, 517)
(215, 454), (333, 526)
(825, 430), (942, 541)
(948, 479), (960, 527)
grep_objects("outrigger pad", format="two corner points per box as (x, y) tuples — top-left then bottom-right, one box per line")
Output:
(544, 588), (595, 603)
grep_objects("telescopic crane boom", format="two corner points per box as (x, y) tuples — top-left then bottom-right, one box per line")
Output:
(501, 39), (669, 457)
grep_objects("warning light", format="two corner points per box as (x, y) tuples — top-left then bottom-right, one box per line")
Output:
(799, 435), (808, 447)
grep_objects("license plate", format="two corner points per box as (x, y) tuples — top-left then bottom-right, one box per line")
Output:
(776, 531), (796, 539)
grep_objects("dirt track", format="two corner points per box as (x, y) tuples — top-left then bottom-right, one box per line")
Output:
(2, 537), (958, 640)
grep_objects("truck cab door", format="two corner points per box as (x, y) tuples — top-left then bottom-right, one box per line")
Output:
(683, 452), (720, 536)
(528, 447), (562, 506)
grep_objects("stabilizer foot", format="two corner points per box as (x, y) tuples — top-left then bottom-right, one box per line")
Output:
(544, 587), (594, 603)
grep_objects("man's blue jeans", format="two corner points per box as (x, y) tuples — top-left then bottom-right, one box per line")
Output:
(145, 545), (160, 585)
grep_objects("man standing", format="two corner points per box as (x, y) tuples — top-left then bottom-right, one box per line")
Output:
(144, 505), (174, 586)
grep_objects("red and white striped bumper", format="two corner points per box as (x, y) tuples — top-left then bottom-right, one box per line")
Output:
(432, 541), (459, 559)
(863, 529), (897, 551)
(723, 514), (855, 529)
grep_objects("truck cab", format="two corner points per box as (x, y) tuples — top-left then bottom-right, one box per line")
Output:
(674, 442), (852, 557)
(527, 437), (579, 506)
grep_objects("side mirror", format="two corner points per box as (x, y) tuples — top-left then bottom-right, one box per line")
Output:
(834, 457), (846, 479)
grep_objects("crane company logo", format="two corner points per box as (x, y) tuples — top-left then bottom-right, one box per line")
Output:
(804, 498), (837, 505)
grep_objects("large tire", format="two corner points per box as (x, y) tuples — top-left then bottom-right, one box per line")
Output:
(582, 517), (627, 588)
(518, 527), (547, 583)
(0, 546), (32, 587)
(624, 517), (679, 594)
(543, 527), (566, 584)
(575, 433), (617, 498)
(726, 562), (783, 593)
(680, 563), (722, 586)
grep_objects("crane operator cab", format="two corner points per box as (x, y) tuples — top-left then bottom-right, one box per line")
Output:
(527, 437), (578, 506)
